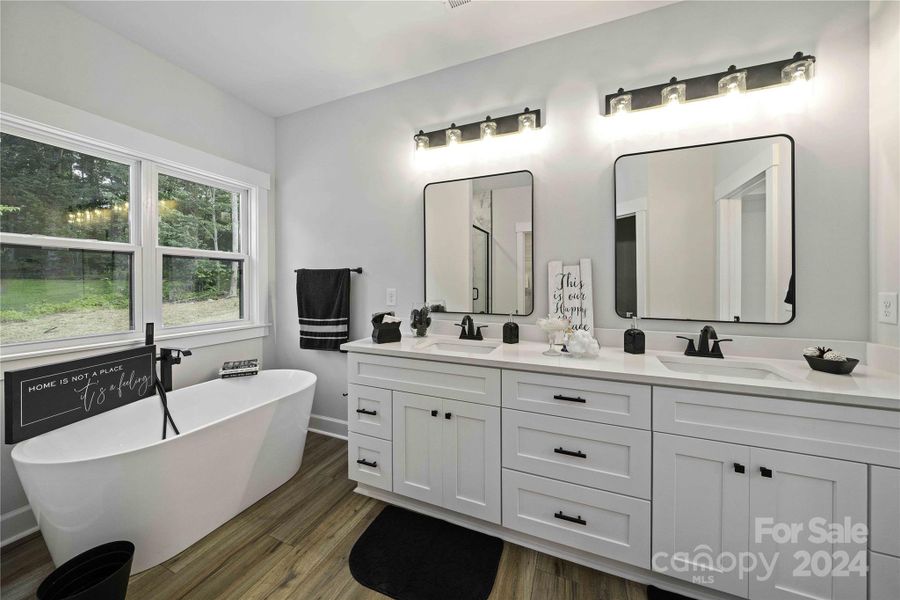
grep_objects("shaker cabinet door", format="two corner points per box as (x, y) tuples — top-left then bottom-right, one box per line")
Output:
(442, 398), (501, 524)
(749, 448), (867, 600)
(653, 433), (751, 598)
(392, 392), (443, 505)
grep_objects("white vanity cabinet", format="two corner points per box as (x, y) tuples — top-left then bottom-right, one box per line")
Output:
(392, 391), (501, 523)
(344, 342), (899, 600)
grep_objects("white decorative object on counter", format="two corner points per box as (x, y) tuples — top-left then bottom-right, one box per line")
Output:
(564, 329), (600, 358)
(803, 346), (821, 357)
(537, 315), (570, 356)
(824, 350), (847, 361)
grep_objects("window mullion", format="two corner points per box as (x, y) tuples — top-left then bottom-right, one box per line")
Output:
(142, 161), (161, 331)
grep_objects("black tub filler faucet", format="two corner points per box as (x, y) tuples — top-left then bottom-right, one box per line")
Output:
(157, 347), (192, 392)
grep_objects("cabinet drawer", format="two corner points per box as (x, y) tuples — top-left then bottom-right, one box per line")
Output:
(348, 433), (392, 492)
(502, 409), (651, 499)
(870, 551), (900, 600)
(654, 387), (900, 467)
(347, 384), (392, 440)
(348, 353), (500, 406)
(870, 466), (900, 556)
(501, 370), (650, 429)
(502, 469), (650, 568)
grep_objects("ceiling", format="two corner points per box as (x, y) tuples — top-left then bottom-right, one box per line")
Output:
(66, 1), (673, 117)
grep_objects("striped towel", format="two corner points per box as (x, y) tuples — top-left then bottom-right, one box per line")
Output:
(296, 268), (351, 351)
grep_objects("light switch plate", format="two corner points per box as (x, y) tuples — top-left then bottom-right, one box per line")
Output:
(386, 288), (397, 306)
(879, 292), (898, 324)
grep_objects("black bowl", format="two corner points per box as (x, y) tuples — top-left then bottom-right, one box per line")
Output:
(804, 355), (859, 375)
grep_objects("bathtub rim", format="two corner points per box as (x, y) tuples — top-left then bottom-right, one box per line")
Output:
(11, 369), (317, 466)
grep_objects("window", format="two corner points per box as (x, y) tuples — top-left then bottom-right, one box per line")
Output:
(0, 126), (258, 350)
(157, 172), (247, 328)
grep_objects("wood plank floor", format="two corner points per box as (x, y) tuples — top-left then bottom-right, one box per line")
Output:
(1, 433), (647, 600)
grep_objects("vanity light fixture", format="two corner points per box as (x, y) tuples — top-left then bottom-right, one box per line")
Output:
(445, 124), (462, 146)
(718, 66), (747, 95)
(413, 107), (542, 151)
(603, 51), (816, 116)
(414, 130), (430, 151)
(479, 117), (498, 140)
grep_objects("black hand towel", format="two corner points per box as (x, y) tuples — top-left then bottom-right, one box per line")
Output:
(296, 268), (351, 351)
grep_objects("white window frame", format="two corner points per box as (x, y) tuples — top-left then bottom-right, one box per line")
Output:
(0, 116), (267, 358)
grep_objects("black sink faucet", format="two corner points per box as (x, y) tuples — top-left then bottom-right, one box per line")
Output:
(158, 347), (193, 392)
(455, 315), (488, 340)
(677, 325), (732, 359)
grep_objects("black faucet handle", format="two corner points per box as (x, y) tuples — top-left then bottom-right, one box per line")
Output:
(676, 335), (697, 354)
(710, 339), (732, 358)
(474, 325), (489, 340)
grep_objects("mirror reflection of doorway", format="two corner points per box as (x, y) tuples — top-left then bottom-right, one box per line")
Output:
(472, 225), (490, 313)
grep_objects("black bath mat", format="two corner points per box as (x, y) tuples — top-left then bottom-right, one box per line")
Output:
(349, 505), (503, 600)
(647, 585), (696, 600)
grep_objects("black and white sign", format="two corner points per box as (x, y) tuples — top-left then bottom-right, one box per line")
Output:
(4, 346), (156, 444)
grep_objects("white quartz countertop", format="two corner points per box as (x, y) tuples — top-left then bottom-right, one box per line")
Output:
(341, 335), (900, 411)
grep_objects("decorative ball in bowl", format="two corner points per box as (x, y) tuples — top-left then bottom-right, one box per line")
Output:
(802, 346), (859, 375)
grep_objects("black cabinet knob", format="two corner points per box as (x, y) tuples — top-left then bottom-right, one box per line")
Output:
(431, 410), (438, 417)
(760, 466), (773, 478)
(733, 463), (746, 474)
(445, 412), (452, 419)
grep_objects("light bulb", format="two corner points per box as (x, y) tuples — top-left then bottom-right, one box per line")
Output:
(480, 119), (497, 140)
(661, 81), (686, 106)
(610, 91), (632, 116)
(718, 70), (747, 96)
(445, 124), (462, 146)
(518, 111), (536, 132)
(413, 130), (430, 151)
(781, 55), (815, 85)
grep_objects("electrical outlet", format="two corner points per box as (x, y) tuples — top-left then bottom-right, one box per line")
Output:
(386, 288), (397, 307)
(879, 292), (898, 324)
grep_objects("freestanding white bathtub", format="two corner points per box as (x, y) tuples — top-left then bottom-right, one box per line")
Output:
(11, 369), (316, 573)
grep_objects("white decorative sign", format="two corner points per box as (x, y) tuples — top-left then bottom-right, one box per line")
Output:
(547, 259), (595, 333)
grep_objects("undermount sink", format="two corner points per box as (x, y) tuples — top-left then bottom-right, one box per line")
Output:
(657, 354), (791, 382)
(427, 340), (500, 355)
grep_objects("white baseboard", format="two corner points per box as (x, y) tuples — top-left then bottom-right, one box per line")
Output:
(1, 505), (38, 548)
(308, 413), (348, 439)
(354, 484), (742, 600)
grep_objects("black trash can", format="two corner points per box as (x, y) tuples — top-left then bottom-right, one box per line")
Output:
(37, 541), (134, 600)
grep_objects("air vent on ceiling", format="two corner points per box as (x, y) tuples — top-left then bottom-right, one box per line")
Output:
(445, 0), (472, 9)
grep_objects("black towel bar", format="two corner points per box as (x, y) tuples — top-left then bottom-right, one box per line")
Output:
(294, 267), (362, 273)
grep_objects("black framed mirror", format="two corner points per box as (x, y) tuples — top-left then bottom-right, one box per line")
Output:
(424, 170), (534, 315)
(615, 135), (795, 324)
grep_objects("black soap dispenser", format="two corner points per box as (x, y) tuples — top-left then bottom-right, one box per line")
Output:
(624, 313), (645, 355)
(503, 314), (519, 344)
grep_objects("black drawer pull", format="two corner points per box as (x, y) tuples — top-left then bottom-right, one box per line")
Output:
(355, 408), (377, 416)
(553, 394), (586, 403)
(554, 511), (586, 525)
(760, 466), (773, 478)
(733, 463), (745, 474)
(356, 458), (378, 468)
(554, 447), (587, 459)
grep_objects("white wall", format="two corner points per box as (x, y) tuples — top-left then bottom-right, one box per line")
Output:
(0, 1), (276, 544)
(274, 1), (874, 431)
(869, 0), (900, 350)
